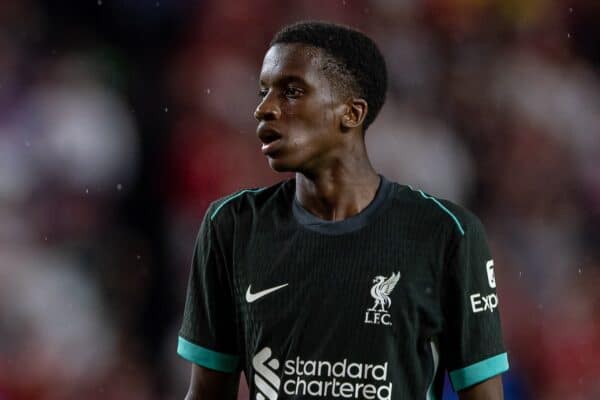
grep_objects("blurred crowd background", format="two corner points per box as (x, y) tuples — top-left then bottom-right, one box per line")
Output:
(1, 0), (599, 399)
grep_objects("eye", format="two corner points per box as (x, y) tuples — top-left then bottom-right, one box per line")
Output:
(258, 88), (268, 98)
(283, 87), (304, 98)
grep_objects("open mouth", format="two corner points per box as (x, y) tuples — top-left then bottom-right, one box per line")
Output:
(261, 137), (283, 155)
(258, 127), (283, 155)
(258, 128), (282, 144)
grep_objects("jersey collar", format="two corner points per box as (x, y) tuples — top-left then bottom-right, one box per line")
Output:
(292, 175), (393, 235)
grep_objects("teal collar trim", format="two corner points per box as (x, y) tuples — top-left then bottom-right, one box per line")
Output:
(408, 186), (465, 236)
(210, 188), (266, 220)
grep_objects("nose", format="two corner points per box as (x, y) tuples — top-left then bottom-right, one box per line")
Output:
(254, 92), (281, 121)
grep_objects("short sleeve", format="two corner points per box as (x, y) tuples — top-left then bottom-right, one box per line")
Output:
(177, 208), (240, 372)
(441, 214), (509, 391)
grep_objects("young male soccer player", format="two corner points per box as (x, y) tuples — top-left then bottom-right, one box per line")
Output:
(178, 21), (509, 400)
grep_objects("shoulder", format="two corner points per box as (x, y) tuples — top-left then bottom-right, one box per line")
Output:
(206, 180), (292, 227)
(398, 184), (484, 239)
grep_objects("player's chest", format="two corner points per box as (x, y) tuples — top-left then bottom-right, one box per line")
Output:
(232, 230), (441, 332)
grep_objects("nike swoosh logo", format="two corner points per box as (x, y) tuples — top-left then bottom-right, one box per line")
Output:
(246, 283), (289, 303)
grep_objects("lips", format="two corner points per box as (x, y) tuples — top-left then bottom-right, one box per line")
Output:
(257, 125), (282, 143)
(257, 125), (283, 155)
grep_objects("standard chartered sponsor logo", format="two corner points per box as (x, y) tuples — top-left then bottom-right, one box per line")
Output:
(252, 347), (392, 400)
(283, 357), (392, 399)
(252, 347), (281, 400)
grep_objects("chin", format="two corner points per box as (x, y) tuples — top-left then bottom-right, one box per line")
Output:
(267, 155), (303, 173)
(268, 158), (294, 173)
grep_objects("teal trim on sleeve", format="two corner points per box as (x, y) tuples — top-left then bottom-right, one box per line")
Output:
(408, 186), (465, 236)
(449, 352), (509, 391)
(177, 336), (239, 372)
(210, 188), (266, 220)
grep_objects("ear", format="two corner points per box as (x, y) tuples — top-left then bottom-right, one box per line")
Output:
(341, 98), (368, 130)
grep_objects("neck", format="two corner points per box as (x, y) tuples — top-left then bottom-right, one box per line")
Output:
(295, 153), (380, 221)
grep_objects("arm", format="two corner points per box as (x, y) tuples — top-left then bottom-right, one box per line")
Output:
(179, 204), (241, 399)
(458, 375), (503, 400)
(184, 364), (240, 400)
(440, 206), (509, 396)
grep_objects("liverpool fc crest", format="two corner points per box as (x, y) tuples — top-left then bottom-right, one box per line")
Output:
(365, 272), (401, 326)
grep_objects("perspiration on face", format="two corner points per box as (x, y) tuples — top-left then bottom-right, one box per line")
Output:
(261, 44), (351, 104)
(256, 44), (350, 173)
(319, 51), (362, 103)
(268, 21), (388, 130)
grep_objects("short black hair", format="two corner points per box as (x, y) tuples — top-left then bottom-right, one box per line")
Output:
(270, 21), (387, 130)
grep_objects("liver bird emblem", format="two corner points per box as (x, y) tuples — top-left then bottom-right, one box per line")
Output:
(369, 272), (401, 312)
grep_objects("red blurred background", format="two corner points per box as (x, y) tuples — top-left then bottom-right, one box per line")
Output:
(0, 1), (599, 399)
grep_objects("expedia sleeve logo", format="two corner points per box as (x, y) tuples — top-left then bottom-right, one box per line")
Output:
(470, 259), (498, 314)
(470, 292), (498, 313)
(252, 347), (393, 400)
(486, 259), (496, 288)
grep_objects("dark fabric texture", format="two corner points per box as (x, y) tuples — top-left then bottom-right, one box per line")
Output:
(179, 178), (507, 399)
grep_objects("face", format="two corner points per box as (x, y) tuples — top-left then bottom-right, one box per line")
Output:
(255, 43), (347, 173)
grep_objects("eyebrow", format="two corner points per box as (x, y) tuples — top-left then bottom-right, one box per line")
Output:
(259, 74), (308, 87)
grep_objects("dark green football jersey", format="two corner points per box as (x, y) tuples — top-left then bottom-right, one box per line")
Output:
(178, 177), (509, 400)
